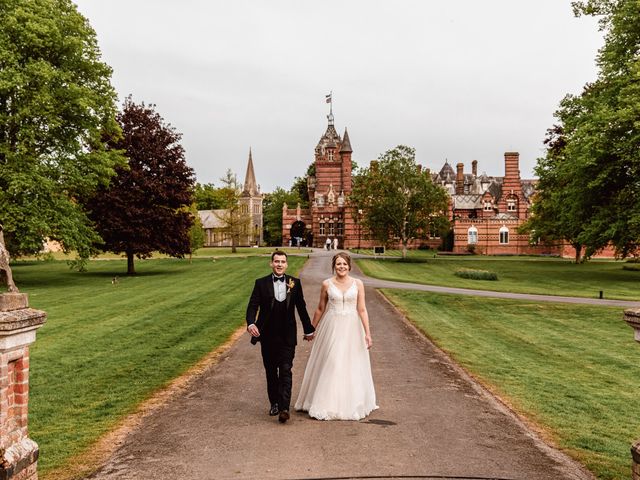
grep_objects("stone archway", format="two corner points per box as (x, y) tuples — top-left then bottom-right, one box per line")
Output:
(290, 221), (306, 247)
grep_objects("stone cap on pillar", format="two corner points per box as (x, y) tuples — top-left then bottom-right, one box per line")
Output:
(624, 307), (640, 343)
(0, 293), (46, 351)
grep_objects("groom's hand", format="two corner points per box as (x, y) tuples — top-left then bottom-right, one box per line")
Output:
(247, 324), (260, 337)
(303, 333), (314, 342)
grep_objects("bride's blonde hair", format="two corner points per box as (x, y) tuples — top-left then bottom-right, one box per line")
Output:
(332, 252), (352, 272)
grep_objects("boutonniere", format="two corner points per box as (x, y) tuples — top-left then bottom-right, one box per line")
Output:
(287, 278), (295, 293)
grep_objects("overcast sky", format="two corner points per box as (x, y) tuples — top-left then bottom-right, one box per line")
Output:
(73, 1), (603, 193)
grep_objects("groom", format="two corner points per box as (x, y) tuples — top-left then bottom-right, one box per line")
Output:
(246, 251), (315, 423)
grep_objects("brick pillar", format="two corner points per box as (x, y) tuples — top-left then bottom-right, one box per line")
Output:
(0, 293), (46, 480)
(624, 307), (640, 479)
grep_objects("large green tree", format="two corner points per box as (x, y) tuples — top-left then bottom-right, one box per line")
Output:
(350, 145), (450, 258)
(211, 170), (251, 253)
(194, 182), (227, 210)
(522, 126), (590, 262)
(262, 187), (303, 246)
(531, 0), (640, 258)
(0, 0), (125, 257)
(86, 98), (194, 274)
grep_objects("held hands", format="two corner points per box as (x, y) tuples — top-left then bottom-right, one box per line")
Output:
(247, 324), (260, 338)
(365, 335), (373, 349)
(303, 332), (315, 342)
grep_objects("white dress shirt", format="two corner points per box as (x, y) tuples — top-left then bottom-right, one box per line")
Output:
(273, 276), (287, 302)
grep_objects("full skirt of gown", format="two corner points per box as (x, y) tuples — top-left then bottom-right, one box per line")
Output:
(294, 279), (377, 420)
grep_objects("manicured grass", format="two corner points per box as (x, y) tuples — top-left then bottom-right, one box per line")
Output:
(357, 257), (640, 300)
(12, 256), (306, 476)
(382, 289), (640, 480)
(351, 248), (438, 257)
(19, 246), (311, 261)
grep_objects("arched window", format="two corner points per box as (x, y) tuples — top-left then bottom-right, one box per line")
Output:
(467, 226), (478, 245)
(499, 226), (509, 244)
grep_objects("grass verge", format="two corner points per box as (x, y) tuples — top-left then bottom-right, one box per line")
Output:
(13, 256), (306, 478)
(382, 289), (640, 480)
(357, 257), (640, 300)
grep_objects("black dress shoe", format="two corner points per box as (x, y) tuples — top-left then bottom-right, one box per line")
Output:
(278, 410), (290, 423)
(269, 404), (279, 416)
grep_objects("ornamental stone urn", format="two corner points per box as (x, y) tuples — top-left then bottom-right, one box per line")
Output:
(624, 307), (640, 480)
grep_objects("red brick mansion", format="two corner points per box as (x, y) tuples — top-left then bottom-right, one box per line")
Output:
(282, 113), (588, 256)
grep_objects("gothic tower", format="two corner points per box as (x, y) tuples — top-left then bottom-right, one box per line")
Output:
(307, 110), (355, 249)
(238, 148), (263, 245)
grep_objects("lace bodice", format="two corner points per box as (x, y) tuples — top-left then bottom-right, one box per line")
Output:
(326, 279), (358, 314)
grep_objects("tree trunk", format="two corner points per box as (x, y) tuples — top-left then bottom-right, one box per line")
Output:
(574, 244), (582, 264)
(127, 250), (136, 275)
(401, 239), (408, 259)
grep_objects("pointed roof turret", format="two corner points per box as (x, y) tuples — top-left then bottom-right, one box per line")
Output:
(340, 127), (352, 153)
(242, 148), (260, 197)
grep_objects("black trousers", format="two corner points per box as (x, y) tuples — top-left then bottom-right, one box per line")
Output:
(260, 338), (295, 411)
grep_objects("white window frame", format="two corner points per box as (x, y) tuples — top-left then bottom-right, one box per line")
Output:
(499, 226), (509, 244)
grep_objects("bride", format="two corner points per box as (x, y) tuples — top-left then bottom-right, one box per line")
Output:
(294, 252), (378, 420)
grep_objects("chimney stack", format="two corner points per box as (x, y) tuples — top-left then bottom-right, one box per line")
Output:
(456, 163), (464, 195)
(472, 160), (478, 177)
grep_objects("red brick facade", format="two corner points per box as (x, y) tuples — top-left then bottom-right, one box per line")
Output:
(282, 113), (361, 249)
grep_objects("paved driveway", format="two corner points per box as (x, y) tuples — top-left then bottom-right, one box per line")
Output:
(89, 250), (595, 480)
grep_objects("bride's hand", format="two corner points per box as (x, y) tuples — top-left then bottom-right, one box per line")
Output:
(365, 335), (372, 349)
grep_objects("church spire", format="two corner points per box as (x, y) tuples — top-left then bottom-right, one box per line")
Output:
(242, 148), (259, 196)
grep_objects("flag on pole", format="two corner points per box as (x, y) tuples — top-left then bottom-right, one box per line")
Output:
(325, 93), (332, 103)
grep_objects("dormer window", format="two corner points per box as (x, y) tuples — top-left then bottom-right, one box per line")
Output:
(507, 199), (517, 212)
(328, 151), (334, 162)
(483, 201), (492, 211)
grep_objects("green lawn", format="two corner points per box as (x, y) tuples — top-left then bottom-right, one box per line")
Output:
(383, 289), (640, 480)
(12, 256), (305, 477)
(357, 256), (640, 300)
(19, 246), (311, 261)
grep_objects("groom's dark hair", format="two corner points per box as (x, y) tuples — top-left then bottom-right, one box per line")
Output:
(271, 250), (288, 260)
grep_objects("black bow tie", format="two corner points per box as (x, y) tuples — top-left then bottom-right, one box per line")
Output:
(273, 275), (285, 282)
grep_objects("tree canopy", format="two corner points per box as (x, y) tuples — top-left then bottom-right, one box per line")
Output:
(350, 145), (450, 258)
(530, 0), (640, 259)
(262, 187), (303, 246)
(0, 0), (125, 257)
(194, 182), (228, 210)
(86, 98), (195, 274)
(211, 170), (252, 253)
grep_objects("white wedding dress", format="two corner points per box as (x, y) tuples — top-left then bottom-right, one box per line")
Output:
(294, 279), (378, 420)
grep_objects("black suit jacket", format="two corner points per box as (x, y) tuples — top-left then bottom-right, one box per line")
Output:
(245, 274), (314, 346)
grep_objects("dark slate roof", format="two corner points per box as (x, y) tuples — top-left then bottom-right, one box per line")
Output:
(340, 127), (352, 153)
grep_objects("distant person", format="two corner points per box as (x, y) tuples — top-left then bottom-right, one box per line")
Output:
(332, 238), (338, 250)
(295, 252), (377, 420)
(325, 238), (331, 251)
(245, 251), (315, 423)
